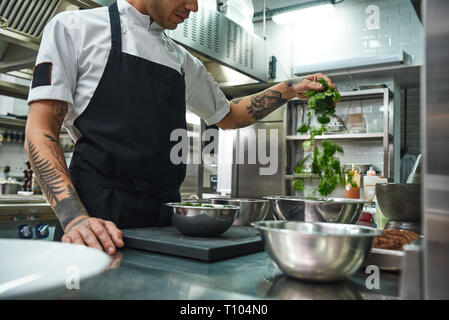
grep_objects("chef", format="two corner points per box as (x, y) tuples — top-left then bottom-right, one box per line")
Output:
(25, 0), (336, 254)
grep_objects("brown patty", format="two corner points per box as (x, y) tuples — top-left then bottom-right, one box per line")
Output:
(373, 229), (420, 250)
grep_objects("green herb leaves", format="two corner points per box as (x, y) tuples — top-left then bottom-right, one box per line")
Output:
(293, 78), (344, 198)
(314, 140), (344, 196)
(305, 78), (341, 118)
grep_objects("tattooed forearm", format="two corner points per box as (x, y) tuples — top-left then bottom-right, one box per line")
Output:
(221, 82), (293, 130)
(235, 120), (253, 129)
(26, 137), (65, 205)
(50, 100), (68, 126)
(247, 89), (287, 121)
(231, 97), (243, 104)
(45, 134), (69, 176)
(65, 215), (89, 233)
(25, 134), (87, 230)
(56, 185), (88, 229)
(284, 77), (304, 87)
(44, 133), (59, 143)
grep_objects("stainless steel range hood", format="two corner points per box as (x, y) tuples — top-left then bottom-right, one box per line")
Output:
(0, 0), (66, 77)
(165, 3), (268, 85)
(0, 0), (268, 100)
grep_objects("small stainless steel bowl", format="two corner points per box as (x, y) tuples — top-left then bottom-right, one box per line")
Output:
(209, 198), (269, 226)
(166, 202), (239, 237)
(252, 221), (382, 282)
(264, 196), (367, 224)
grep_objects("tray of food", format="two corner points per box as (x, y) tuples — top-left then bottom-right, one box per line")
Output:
(363, 229), (421, 271)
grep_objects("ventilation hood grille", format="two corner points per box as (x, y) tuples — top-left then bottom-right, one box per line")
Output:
(0, 0), (62, 38)
(166, 4), (268, 83)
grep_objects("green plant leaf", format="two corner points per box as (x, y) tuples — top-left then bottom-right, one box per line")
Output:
(317, 114), (331, 124)
(293, 78), (345, 197)
(292, 179), (304, 191)
(302, 140), (311, 150)
(297, 123), (309, 134)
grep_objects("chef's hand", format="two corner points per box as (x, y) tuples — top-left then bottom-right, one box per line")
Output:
(61, 215), (124, 255)
(285, 73), (338, 101)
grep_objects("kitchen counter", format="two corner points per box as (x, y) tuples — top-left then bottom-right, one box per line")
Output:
(0, 194), (47, 204)
(0, 195), (54, 220)
(56, 248), (400, 300)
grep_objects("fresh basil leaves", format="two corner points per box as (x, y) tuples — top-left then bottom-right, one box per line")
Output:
(293, 78), (344, 198)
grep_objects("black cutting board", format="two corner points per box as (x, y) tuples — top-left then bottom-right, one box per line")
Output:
(122, 226), (264, 261)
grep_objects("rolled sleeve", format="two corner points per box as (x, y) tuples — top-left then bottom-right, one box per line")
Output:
(27, 12), (78, 108)
(183, 51), (230, 126)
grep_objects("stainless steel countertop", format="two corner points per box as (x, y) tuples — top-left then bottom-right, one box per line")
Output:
(0, 194), (47, 204)
(55, 248), (400, 300)
(0, 195), (55, 220)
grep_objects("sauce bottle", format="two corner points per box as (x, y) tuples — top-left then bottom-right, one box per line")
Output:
(345, 164), (360, 199)
(363, 166), (377, 202)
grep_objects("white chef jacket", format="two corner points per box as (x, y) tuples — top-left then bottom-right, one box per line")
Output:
(27, 0), (230, 142)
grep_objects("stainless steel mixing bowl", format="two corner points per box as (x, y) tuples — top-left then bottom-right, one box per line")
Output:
(265, 274), (363, 299)
(252, 221), (382, 282)
(264, 196), (367, 224)
(375, 183), (421, 222)
(165, 202), (239, 237)
(209, 198), (269, 226)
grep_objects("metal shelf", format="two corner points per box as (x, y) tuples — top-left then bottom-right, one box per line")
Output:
(0, 116), (26, 130)
(283, 88), (395, 195)
(290, 88), (392, 103)
(286, 133), (385, 140)
(285, 174), (316, 179)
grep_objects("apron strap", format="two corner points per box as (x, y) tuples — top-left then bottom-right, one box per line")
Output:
(70, 169), (180, 198)
(108, 2), (122, 52)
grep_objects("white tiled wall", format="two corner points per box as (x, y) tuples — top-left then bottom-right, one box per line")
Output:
(254, 0), (424, 81)
(0, 142), (28, 180)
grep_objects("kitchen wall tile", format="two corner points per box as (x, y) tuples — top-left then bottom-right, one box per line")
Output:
(389, 14), (411, 27)
(380, 5), (400, 18)
(374, 0), (390, 8)
(411, 32), (424, 43)
(389, 33), (411, 46)
(399, 22), (422, 34)
(379, 26), (400, 37)
(0, 143), (28, 179)
(254, 0), (423, 83)
(389, 0), (404, 6)
(399, 3), (414, 15)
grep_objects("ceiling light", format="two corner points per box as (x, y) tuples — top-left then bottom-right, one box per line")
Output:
(272, 3), (334, 25)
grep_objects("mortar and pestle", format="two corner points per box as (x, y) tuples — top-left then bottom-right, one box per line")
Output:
(375, 155), (422, 233)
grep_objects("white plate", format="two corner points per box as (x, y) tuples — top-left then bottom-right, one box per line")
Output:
(0, 239), (111, 299)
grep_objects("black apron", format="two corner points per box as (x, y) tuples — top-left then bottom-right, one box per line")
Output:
(54, 2), (186, 240)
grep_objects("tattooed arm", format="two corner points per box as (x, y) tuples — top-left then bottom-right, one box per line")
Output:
(25, 100), (123, 254)
(216, 73), (337, 129)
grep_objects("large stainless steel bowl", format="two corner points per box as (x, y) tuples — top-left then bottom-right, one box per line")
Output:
(165, 202), (239, 237)
(265, 274), (363, 299)
(209, 198), (269, 226)
(252, 221), (382, 282)
(264, 196), (367, 224)
(375, 183), (421, 222)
